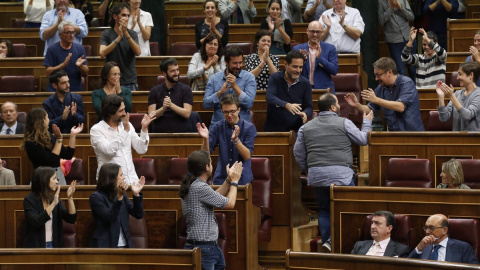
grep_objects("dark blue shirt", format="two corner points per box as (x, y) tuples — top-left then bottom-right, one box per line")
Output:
(43, 92), (85, 133)
(368, 74), (424, 131)
(44, 42), (87, 92)
(208, 118), (257, 185)
(264, 71), (313, 132)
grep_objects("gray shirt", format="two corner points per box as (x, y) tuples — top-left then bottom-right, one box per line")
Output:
(438, 87), (480, 131)
(378, 0), (414, 43)
(218, 0), (257, 24)
(0, 168), (16, 185)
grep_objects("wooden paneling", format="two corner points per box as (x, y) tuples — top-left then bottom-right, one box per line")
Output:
(447, 19), (479, 52)
(466, 0), (480, 18)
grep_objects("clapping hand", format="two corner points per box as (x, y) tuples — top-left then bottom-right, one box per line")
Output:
(231, 125), (240, 141)
(117, 180), (128, 200)
(140, 113), (155, 131)
(344, 92), (360, 107)
(435, 80), (445, 98)
(75, 55), (86, 68)
(226, 161), (243, 184)
(321, 15), (332, 28)
(67, 180), (76, 198)
(52, 124), (62, 139)
(131, 176), (145, 196)
(70, 123), (84, 135)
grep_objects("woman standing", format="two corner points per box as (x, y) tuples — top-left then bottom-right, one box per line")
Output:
(187, 34), (225, 91)
(21, 108), (83, 185)
(260, 0), (293, 55)
(245, 29), (279, 90)
(437, 159), (470, 189)
(24, 0), (54, 28)
(127, 0), (153, 56)
(92, 62), (132, 120)
(195, 0), (229, 50)
(71, 0), (94, 26)
(89, 163), (145, 248)
(24, 166), (77, 248)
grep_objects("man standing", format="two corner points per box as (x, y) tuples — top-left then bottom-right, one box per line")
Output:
(43, 70), (85, 134)
(90, 95), (154, 185)
(0, 101), (25, 135)
(44, 20), (89, 92)
(99, 3), (141, 91)
(319, 0), (364, 53)
(303, 0), (332, 22)
(345, 57), (424, 131)
(204, 46), (256, 124)
(408, 214), (479, 264)
(0, 158), (15, 185)
(293, 21), (338, 92)
(218, 0), (257, 24)
(148, 58), (193, 133)
(294, 93), (373, 252)
(351, 211), (410, 257)
(198, 94), (257, 185)
(264, 50), (313, 132)
(40, 0), (88, 56)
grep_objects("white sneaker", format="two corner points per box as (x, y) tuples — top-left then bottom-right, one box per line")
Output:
(321, 241), (331, 253)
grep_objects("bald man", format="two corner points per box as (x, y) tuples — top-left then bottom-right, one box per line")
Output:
(408, 214), (479, 264)
(293, 21), (338, 92)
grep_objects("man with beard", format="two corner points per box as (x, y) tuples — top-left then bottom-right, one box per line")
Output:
(90, 95), (154, 184)
(203, 46), (256, 124)
(345, 57), (424, 131)
(40, 0), (88, 56)
(43, 69), (85, 134)
(351, 210), (410, 257)
(197, 94), (257, 185)
(294, 92), (373, 252)
(148, 58), (193, 133)
(264, 50), (313, 132)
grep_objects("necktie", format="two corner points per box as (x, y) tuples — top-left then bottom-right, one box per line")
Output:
(429, 245), (441, 260)
(366, 242), (381, 256)
(6, 128), (12, 135)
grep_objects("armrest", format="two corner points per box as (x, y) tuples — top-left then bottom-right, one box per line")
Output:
(260, 206), (274, 217)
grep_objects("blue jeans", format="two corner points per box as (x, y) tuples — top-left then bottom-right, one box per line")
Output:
(387, 40), (417, 81)
(184, 242), (225, 270)
(46, 241), (53, 248)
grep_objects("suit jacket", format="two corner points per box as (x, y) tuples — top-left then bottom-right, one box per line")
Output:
(351, 239), (410, 257)
(0, 122), (25, 134)
(89, 191), (143, 248)
(292, 41), (338, 92)
(408, 238), (479, 264)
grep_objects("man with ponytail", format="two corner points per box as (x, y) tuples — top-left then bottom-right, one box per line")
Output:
(179, 150), (243, 270)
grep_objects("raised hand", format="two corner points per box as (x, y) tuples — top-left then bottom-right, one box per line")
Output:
(409, 26), (417, 42)
(267, 17), (275, 32)
(117, 180), (128, 200)
(75, 55), (86, 68)
(419, 28), (430, 44)
(70, 123), (84, 135)
(67, 180), (76, 198)
(140, 113), (155, 131)
(231, 125), (240, 141)
(361, 88), (378, 103)
(71, 102), (77, 116)
(339, 10), (346, 26)
(344, 92), (360, 107)
(435, 80), (445, 98)
(298, 49), (308, 60)
(62, 53), (72, 68)
(62, 105), (71, 120)
(163, 96), (172, 108)
(196, 122), (209, 139)
(132, 176), (145, 196)
(321, 15), (331, 28)
(123, 112), (130, 132)
(52, 124), (62, 139)
(52, 185), (61, 206)
(440, 83), (455, 98)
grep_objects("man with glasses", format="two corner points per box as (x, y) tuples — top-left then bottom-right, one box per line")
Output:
(197, 94), (257, 185)
(345, 57), (424, 131)
(408, 214), (479, 264)
(293, 21), (338, 92)
(0, 101), (24, 135)
(148, 58), (193, 133)
(44, 20), (89, 92)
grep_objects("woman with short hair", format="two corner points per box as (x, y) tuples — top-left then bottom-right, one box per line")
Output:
(437, 158), (470, 189)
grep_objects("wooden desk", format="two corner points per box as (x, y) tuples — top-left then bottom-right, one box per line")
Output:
(0, 248), (202, 270)
(466, 0), (480, 18)
(447, 19), (479, 52)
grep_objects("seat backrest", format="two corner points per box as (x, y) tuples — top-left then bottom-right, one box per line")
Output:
(63, 220), (77, 247)
(450, 71), (460, 87)
(170, 43), (198, 56)
(457, 159), (480, 189)
(133, 158), (157, 185)
(13, 44), (27, 57)
(82, 45), (92, 57)
(129, 216), (148, 248)
(12, 18), (25, 28)
(448, 218), (480, 260)
(385, 158), (433, 188)
(426, 110), (453, 131)
(128, 113), (144, 133)
(185, 15), (206, 25)
(0, 76), (37, 92)
(226, 42), (253, 55)
(360, 214), (415, 251)
(167, 158), (187, 185)
(64, 159), (86, 185)
(150, 42), (161, 56)
(249, 111), (255, 126)
(17, 112), (27, 125)
(157, 75), (190, 86)
(333, 74), (362, 118)
(251, 157), (274, 242)
(90, 17), (100, 27)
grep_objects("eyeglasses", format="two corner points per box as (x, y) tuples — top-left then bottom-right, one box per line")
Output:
(222, 109), (239, 115)
(374, 71), (387, 78)
(110, 73), (122, 77)
(63, 31), (76, 36)
(308, 29), (322, 35)
(423, 225), (445, 232)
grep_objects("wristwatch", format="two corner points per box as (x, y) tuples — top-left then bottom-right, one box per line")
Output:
(230, 182), (239, 188)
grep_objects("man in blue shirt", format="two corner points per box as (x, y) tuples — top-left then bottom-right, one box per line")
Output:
(40, 0), (88, 56)
(43, 70), (85, 134)
(203, 46), (257, 124)
(198, 94), (257, 185)
(345, 57), (424, 131)
(44, 20), (88, 92)
(265, 50), (313, 132)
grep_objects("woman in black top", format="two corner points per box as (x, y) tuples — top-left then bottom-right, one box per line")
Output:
(195, 0), (229, 49)
(260, 0), (293, 55)
(20, 108), (83, 185)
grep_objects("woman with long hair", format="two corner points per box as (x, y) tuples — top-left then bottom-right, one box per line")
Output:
(127, 0), (153, 56)
(0, 39), (16, 58)
(23, 166), (77, 248)
(259, 0), (293, 55)
(92, 61), (132, 120)
(437, 158), (471, 189)
(195, 0), (229, 49)
(187, 34), (225, 91)
(179, 149), (242, 269)
(21, 108), (83, 185)
(89, 163), (145, 248)
(245, 29), (279, 90)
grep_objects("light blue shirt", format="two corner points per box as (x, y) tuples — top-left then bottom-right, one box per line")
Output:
(0, 122), (17, 134)
(203, 69), (257, 124)
(39, 7), (88, 55)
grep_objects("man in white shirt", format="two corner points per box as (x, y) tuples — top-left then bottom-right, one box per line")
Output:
(0, 101), (25, 135)
(351, 210), (410, 257)
(319, 0), (364, 53)
(90, 95), (154, 185)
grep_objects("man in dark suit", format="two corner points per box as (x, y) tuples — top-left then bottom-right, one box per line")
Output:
(293, 21), (338, 92)
(351, 210), (410, 257)
(0, 101), (25, 135)
(408, 214), (479, 264)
